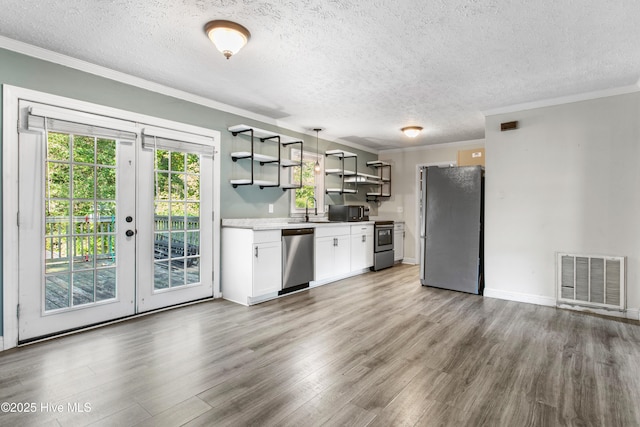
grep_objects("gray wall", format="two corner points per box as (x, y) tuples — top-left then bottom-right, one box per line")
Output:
(0, 47), (377, 336)
(485, 92), (640, 317)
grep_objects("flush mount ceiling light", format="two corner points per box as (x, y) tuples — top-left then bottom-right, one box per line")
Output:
(204, 20), (251, 59)
(401, 126), (423, 138)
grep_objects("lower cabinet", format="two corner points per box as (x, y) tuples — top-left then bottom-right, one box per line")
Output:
(222, 228), (282, 305)
(223, 222), (379, 305)
(350, 224), (373, 271)
(394, 222), (405, 262)
(252, 239), (282, 296)
(315, 226), (351, 282)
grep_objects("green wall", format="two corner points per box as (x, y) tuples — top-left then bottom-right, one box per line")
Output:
(0, 47), (378, 336)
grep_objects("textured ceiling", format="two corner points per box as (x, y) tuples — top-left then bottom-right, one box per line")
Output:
(1, 0), (640, 150)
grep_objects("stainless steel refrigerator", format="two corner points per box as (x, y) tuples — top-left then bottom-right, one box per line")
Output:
(419, 166), (484, 294)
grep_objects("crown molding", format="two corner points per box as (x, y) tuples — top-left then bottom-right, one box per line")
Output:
(378, 138), (485, 154)
(482, 84), (640, 117)
(0, 36), (378, 154)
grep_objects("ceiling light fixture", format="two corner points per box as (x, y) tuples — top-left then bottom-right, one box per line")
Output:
(313, 128), (322, 173)
(204, 20), (251, 59)
(401, 126), (423, 138)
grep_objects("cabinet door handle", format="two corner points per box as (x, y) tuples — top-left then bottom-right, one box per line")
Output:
(255, 246), (258, 258)
(333, 238), (337, 247)
(362, 235), (366, 242)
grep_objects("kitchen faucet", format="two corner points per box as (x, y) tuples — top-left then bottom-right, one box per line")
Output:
(305, 197), (317, 222)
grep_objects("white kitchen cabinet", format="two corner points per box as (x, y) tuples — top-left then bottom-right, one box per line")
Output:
(394, 222), (405, 262)
(222, 228), (282, 305)
(315, 226), (351, 282)
(252, 240), (282, 296)
(350, 224), (373, 271)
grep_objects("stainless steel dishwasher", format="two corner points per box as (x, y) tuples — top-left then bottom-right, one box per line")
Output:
(281, 228), (315, 295)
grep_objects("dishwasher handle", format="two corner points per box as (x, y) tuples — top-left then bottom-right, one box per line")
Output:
(282, 228), (314, 236)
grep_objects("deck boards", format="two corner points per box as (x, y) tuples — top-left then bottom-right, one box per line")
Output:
(1, 264), (639, 426)
(45, 263), (200, 310)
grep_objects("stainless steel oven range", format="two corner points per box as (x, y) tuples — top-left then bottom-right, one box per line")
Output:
(372, 220), (394, 271)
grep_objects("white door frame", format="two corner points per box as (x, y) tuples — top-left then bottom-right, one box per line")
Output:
(17, 108), (138, 340)
(2, 85), (221, 350)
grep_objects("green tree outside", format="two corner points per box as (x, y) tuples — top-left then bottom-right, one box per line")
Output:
(293, 156), (318, 209)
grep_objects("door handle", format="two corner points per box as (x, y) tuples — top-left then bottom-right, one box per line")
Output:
(125, 230), (135, 237)
(255, 247), (258, 257)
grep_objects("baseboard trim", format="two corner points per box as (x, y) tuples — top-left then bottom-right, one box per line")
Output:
(402, 258), (417, 265)
(483, 288), (556, 307)
(624, 308), (640, 321)
(484, 288), (640, 321)
(0, 337), (4, 352)
(311, 269), (366, 288)
(247, 292), (279, 306)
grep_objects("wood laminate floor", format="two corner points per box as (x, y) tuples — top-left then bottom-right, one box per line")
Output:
(1, 264), (639, 426)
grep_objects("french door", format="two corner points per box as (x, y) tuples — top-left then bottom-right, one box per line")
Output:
(136, 129), (213, 312)
(17, 101), (214, 341)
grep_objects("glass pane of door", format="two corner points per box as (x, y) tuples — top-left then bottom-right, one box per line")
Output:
(44, 133), (119, 311)
(153, 149), (201, 290)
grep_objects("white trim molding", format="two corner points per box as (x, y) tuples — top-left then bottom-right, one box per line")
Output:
(627, 308), (640, 321)
(484, 288), (640, 321)
(483, 287), (556, 307)
(482, 84), (640, 117)
(379, 138), (485, 155)
(0, 36), (377, 155)
(3, 85), (21, 350)
(2, 84), (222, 350)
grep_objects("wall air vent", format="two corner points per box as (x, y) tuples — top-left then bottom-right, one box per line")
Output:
(557, 253), (625, 311)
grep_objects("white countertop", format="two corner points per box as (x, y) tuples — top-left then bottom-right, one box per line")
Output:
(222, 218), (375, 230)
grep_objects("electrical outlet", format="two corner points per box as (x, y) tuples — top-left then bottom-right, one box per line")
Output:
(268, 204), (274, 214)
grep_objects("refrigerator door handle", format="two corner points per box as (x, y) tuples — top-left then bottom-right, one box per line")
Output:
(419, 166), (428, 240)
(419, 238), (426, 283)
(419, 167), (428, 283)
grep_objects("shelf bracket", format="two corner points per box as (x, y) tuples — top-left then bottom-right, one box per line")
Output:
(281, 140), (303, 191)
(230, 128), (254, 186)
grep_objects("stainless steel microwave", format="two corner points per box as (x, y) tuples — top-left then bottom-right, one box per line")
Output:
(328, 205), (368, 222)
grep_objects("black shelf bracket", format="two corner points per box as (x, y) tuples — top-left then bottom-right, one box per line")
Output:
(257, 135), (281, 188)
(325, 150), (358, 195)
(365, 163), (392, 201)
(230, 128), (254, 187)
(281, 140), (304, 191)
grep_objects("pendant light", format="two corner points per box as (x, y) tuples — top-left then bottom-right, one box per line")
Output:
(313, 128), (322, 173)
